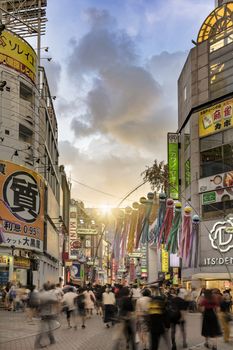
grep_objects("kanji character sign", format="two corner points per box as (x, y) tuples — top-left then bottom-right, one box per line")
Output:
(3, 171), (40, 223)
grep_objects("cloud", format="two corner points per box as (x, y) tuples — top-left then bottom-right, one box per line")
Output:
(59, 7), (189, 204)
(43, 60), (62, 95)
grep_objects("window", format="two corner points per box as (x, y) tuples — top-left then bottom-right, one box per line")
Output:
(202, 199), (233, 220)
(19, 124), (33, 144)
(20, 82), (34, 104)
(200, 129), (233, 177)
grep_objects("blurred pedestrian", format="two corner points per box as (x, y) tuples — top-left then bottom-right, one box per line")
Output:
(76, 287), (86, 328)
(199, 289), (222, 350)
(26, 285), (39, 323)
(219, 290), (232, 343)
(62, 286), (78, 329)
(34, 283), (58, 349)
(167, 287), (188, 350)
(136, 288), (151, 350)
(102, 287), (116, 328)
(84, 287), (96, 318)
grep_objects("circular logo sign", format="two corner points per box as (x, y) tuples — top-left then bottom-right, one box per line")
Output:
(3, 171), (40, 223)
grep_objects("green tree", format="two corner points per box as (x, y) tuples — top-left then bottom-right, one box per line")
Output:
(141, 160), (168, 194)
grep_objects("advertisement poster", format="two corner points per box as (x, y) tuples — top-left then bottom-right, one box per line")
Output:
(0, 160), (44, 252)
(168, 133), (179, 200)
(0, 31), (36, 83)
(199, 98), (233, 137)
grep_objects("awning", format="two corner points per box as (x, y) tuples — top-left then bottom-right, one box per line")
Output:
(191, 273), (233, 280)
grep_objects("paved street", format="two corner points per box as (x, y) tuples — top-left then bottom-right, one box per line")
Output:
(0, 310), (233, 350)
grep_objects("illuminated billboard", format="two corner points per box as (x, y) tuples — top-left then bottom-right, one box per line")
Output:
(0, 160), (44, 252)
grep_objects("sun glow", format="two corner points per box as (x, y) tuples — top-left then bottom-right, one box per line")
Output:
(99, 204), (113, 215)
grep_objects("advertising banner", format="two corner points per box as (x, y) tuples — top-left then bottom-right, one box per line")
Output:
(0, 31), (36, 83)
(168, 133), (179, 200)
(199, 98), (233, 137)
(0, 160), (44, 252)
(161, 245), (169, 273)
(199, 170), (233, 193)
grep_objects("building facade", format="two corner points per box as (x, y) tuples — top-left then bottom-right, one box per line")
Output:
(0, 27), (68, 288)
(178, 1), (233, 289)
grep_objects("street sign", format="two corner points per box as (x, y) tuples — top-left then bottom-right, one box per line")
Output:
(77, 228), (98, 235)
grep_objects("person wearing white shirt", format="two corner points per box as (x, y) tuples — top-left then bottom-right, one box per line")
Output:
(102, 288), (116, 328)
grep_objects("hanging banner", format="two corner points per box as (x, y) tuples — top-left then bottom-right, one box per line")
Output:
(0, 160), (44, 252)
(161, 245), (169, 273)
(199, 98), (233, 137)
(168, 133), (179, 200)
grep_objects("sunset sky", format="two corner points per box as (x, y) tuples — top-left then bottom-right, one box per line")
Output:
(42, 0), (214, 207)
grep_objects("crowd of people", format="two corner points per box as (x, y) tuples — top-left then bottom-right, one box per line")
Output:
(1, 281), (233, 350)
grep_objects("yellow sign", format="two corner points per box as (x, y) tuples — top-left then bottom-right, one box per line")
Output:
(161, 246), (169, 273)
(199, 98), (233, 137)
(0, 31), (36, 83)
(0, 161), (44, 252)
(14, 256), (30, 269)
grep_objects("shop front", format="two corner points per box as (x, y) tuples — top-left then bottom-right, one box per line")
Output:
(182, 215), (233, 290)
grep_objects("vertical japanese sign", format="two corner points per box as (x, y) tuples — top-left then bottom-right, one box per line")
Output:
(185, 159), (191, 188)
(199, 98), (233, 137)
(168, 133), (179, 200)
(161, 245), (169, 273)
(140, 244), (148, 278)
(0, 160), (44, 252)
(0, 31), (36, 84)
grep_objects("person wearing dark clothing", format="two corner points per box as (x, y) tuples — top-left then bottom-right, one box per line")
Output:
(219, 291), (231, 343)
(167, 288), (189, 350)
(199, 289), (222, 350)
(112, 287), (136, 350)
(147, 286), (170, 350)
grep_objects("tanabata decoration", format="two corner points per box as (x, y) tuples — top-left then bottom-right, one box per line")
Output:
(127, 202), (139, 253)
(152, 193), (167, 244)
(135, 197), (146, 249)
(157, 198), (174, 247)
(141, 192), (154, 244)
(188, 215), (200, 268)
(120, 207), (132, 260)
(166, 201), (182, 254)
(112, 210), (124, 262)
(179, 206), (192, 260)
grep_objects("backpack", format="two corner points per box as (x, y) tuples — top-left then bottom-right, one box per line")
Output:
(77, 294), (85, 310)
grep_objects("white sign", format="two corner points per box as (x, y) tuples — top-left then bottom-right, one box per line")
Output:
(199, 171), (233, 193)
(203, 256), (233, 266)
(209, 217), (233, 253)
(1, 232), (43, 252)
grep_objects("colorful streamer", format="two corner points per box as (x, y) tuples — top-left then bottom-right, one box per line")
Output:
(141, 193), (154, 244)
(120, 207), (132, 259)
(157, 198), (174, 247)
(188, 215), (200, 268)
(166, 201), (182, 254)
(127, 202), (139, 253)
(112, 210), (124, 262)
(152, 193), (167, 244)
(179, 206), (192, 260)
(135, 198), (146, 249)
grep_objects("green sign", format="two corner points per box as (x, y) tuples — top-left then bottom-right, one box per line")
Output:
(185, 159), (191, 188)
(202, 191), (216, 205)
(168, 133), (179, 200)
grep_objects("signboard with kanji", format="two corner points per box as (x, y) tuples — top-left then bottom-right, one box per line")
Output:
(0, 160), (44, 252)
(168, 133), (179, 200)
(199, 98), (233, 137)
(0, 31), (36, 84)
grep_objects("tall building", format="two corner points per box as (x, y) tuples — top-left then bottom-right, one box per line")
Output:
(178, 1), (233, 289)
(0, 1), (68, 289)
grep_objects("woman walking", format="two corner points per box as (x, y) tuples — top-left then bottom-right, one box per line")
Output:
(199, 289), (222, 350)
(102, 287), (116, 328)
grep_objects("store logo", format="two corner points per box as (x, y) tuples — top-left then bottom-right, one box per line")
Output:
(209, 217), (233, 253)
(3, 171), (40, 223)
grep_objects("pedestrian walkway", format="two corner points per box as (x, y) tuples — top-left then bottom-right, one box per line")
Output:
(0, 310), (232, 350)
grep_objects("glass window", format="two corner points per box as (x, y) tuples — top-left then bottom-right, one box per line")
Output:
(19, 123), (33, 144)
(224, 128), (233, 143)
(202, 199), (233, 220)
(201, 146), (222, 163)
(200, 133), (223, 152)
(20, 82), (34, 104)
